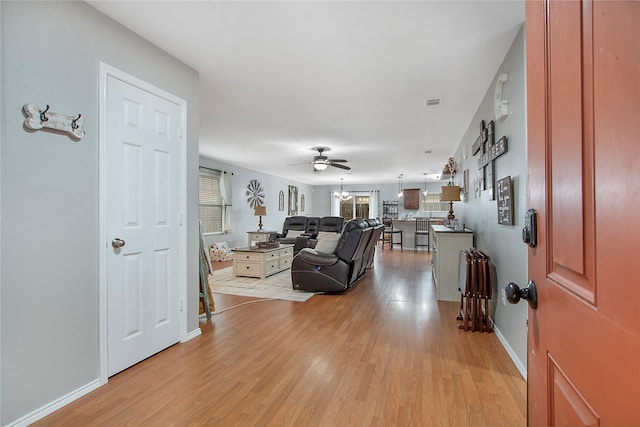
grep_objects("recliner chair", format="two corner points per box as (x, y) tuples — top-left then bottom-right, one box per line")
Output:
(293, 216), (345, 253)
(291, 219), (371, 293)
(275, 216), (308, 245)
(317, 216), (344, 234)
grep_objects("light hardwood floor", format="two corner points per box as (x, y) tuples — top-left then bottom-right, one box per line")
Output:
(36, 248), (526, 426)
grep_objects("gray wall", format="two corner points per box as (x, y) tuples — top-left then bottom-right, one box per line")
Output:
(200, 156), (313, 249)
(452, 25), (528, 375)
(1, 2), (200, 425)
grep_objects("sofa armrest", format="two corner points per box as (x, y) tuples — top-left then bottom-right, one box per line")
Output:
(298, 248), (339, 266)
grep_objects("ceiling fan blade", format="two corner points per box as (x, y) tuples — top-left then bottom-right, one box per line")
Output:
(287, 161), (311, 167)
(330, 162), (351, 170)
(327, 159), (348, 163)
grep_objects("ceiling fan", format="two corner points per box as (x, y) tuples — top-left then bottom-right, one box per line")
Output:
(295, 146), (351, 172)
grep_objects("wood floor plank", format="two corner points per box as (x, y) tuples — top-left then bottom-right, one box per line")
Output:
(35, 248), (526, 426)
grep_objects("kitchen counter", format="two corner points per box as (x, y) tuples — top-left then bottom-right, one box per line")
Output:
(389, 218), (446, 250)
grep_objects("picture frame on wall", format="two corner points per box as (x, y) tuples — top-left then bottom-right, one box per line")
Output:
(279, 191), (284, 211)
(300, 194), (305, 212)
(288, 185), (298, 215)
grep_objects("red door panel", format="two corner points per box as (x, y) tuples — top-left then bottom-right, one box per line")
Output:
(526, 1), (640, 425)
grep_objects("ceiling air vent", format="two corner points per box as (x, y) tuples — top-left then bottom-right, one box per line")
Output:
(425, 98), (442, 108)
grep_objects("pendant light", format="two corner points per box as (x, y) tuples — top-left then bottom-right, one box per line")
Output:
(397, 174), (404, 198)
(334, 178), (351, 201)
(422, 172), (429, 196)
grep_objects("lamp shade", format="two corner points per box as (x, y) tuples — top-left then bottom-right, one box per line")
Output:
(254, 206), (267, 216)
(313, 162), (328, 171)
(440, 185), (461, 202)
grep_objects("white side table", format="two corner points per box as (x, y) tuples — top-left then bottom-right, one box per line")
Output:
(247, 230), (276, 248)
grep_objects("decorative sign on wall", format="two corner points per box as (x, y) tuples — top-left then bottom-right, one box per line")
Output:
(472, 119), (509, 200)
(300, 194), (305, 212)
(278, 191), (285, 211)
(497, 176), (514, 225)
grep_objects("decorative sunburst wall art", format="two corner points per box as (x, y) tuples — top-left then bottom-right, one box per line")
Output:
(246, 179), (265, 208)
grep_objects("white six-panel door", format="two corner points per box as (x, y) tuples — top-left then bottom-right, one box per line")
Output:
(106, 75), (181, 376)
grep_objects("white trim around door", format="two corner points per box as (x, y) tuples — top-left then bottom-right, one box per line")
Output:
(98, 63), (188, 385)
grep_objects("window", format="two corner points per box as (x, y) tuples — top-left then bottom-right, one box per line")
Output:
(199, 168), (225, 233)
(421, 192), (449, 212)
(340, 195), (370, 220)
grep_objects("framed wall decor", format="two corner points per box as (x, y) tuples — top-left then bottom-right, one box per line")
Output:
(463, 169), (469, 195)
(246, 179), (265, 208)
(278, 191), (284, 211)
(288, 185), (298, 215)
(300, 194), (305, 212)
(497, 176), (514, 225)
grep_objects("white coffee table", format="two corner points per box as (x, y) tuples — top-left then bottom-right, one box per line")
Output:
(232, 244), (294, 279)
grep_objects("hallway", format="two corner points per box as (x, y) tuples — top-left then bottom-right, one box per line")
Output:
(37, 249), (526, 426)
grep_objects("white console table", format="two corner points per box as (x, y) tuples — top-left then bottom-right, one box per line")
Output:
(431, 225), (474, 301)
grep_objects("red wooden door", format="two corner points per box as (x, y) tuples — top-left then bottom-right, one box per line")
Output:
(526, 1), (640, 425)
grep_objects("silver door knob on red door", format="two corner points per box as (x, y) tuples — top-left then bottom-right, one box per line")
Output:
(111, 238), (126, 248)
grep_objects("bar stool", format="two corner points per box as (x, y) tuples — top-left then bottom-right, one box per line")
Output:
(414, 217), (430, 251)
(382, 218), (403, 250)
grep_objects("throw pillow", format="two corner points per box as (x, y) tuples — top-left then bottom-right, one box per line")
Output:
(314, 232), (341, 253)
(286, 230), (305, 238)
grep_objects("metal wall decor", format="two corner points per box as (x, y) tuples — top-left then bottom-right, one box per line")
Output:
(246, 179), (265, 208)
(473, 119), (509, 200)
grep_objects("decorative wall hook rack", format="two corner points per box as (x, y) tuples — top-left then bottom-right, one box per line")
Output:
(23, 103), (85, 140)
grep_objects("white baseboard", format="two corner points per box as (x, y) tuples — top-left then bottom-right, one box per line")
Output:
(6, 379), (101, 427)
(182, 327), (201, 343)
(492, 318), (527, 380)
(8, 326), (201, 426)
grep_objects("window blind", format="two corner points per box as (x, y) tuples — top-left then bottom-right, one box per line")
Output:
(199, 169), (223, 233)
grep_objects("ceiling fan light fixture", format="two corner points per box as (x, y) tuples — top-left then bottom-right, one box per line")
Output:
(313, 162), (328, 171)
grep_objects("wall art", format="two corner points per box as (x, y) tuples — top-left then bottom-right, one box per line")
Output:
(246, 179), (265, 208)
(497, 176), (514, 225)
(288, 185), (298, 215)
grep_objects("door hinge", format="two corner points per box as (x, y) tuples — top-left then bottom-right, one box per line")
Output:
(179, 299), (183, 312)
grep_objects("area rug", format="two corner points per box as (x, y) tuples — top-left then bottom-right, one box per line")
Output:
(209, 267), (314, 302)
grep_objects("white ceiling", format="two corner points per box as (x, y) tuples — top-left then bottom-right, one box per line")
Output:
(88, 1), (525, 185)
